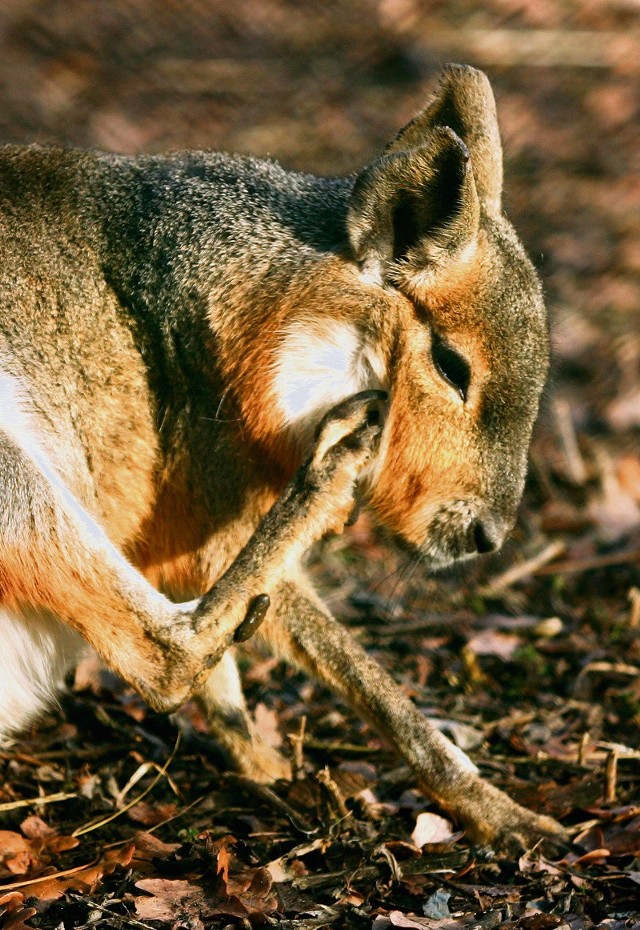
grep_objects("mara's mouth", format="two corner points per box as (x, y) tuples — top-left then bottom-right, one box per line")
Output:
(379, 527), (478, 576)
(372, 498), (502, 572)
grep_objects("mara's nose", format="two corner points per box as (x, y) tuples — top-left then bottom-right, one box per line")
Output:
(469, 516), (509, 555)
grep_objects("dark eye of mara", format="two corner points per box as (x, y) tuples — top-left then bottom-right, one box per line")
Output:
(431, 332), (471, 402)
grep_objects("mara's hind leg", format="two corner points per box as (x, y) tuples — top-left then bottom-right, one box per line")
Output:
(195, 651), (291, 783)
(0, 390), (385, 720)
(0, 425), (189, 712)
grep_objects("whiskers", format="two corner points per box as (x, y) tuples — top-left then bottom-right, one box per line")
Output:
(382, 546), (427, 619)
(364, 528), (428, 620)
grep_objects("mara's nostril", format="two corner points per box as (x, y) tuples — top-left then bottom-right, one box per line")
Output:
(472, 519), (498, 554)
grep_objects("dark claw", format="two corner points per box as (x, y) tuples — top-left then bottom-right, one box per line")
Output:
(235, 593), (271, 642)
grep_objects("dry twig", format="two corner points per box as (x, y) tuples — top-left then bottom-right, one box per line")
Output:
(0, 791), (77, 813)
(479, 540), (566, 596)
(72, 733), (181, 837)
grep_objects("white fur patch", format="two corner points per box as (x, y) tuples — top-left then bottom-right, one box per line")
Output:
(0, 371), (94, 737)
(358, 259), (384, 287)
(196, 650), (246, 714)
(0, 366), (44, 460)
(0, 607), (84, 740)
(271, 320), (387, 437)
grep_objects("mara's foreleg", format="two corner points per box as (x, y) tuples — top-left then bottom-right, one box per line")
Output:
(262, 579), (568, 852)
(0, 391), (385, 725)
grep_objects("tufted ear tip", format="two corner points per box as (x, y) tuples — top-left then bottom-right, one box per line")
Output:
(387, 64), (503, 214)
(441, 62), (493, 85)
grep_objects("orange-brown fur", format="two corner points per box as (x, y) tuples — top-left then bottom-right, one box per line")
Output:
(0, 65), (564, 852)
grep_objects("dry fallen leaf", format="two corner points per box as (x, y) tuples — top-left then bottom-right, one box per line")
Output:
(373, 911), (498, 929)
(24, 843), (135, 901)
(466, 629), (522, 660)
(0, 891), (37, 930)
(216, 842), (230, 886)
(411, 812), (454, 848)
(131, 831), (181, 861)
(0, 833), (34, 879)
(134, 877), (222, 921)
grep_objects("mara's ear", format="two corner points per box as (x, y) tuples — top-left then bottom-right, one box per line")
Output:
(388, 63), (503, 215)
(347, 126), (479, 282)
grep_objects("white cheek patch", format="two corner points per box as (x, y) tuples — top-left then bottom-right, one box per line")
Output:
(271, 320), (387, 438)
(358, 259), (384, 287)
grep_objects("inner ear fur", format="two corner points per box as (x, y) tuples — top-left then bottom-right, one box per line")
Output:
(388, 63), (503, 215)
(347, 125), (480, 281)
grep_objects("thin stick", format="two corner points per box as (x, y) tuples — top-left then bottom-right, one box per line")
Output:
(553, 399), (588, 485)
(578, 732), (590, 766)
(483, 711), (536, 735)
(372, 613), (470, 638)
(302, 737), (379, 757)
(605, 750), (618, 804)
(536, 548), (640, 577)
(0, 857), (101, 891)
(68, 894), (157, 930)
(628, 587), (640, 628)
(147, 794), (206, 835)
(316, 766), (350, 820)
(479, 540), (565, 596)
(225, 774), (315, 834)
(0, 750), (43, 766)
(72, 733), (181, 837)
(0, 791), (77, 813)
(288, 715), (307, 781)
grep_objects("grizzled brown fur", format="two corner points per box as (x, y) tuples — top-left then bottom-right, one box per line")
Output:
(0, 65), (564, 852)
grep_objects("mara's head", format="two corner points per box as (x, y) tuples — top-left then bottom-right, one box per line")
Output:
(356, 65), (550, 567)
(240, 65), (549, 570)
(349, 66), (549, 566)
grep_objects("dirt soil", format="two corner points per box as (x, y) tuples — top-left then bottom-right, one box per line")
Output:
(0, 2), (639, 928)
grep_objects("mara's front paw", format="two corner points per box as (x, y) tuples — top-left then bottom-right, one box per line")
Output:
(313, 390), (388, 468)
(476, 805), (569, 858)
(444, 776), (569, 856)
(308, 390), (387, 531)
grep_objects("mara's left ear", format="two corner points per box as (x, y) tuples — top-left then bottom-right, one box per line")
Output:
(347, 125), (479, 283)
(389, 63), (503, 214)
